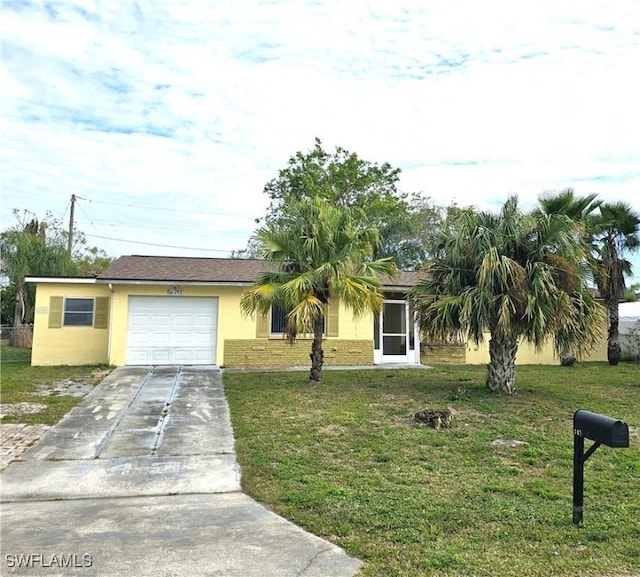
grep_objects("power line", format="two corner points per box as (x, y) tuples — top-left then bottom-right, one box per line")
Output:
(83, 233), (238, 253)
(83, 196), (258, 218)
(75, 220), (249, 234)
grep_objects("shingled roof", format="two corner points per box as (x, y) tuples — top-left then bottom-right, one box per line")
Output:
(98, 256), (269, 283)
(97, 255), (422, 287)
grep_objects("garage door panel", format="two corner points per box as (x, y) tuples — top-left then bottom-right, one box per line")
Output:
(152, 315), (171, 328)
(173, 350), (193, 363)
(174, 315), (193, 328)
(126, 297), (218, 365)
(151, 332), (172, 346)
(130, 316), (150, 328)
(194, 350), (213, 362)
(174, 332), (194, 346)
(151, 349), (172, 363)
(127, 350), (150, 364)
(129, 334), (151, 347)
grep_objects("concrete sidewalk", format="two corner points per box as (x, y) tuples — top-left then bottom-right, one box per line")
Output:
(0, 366), (362, 577)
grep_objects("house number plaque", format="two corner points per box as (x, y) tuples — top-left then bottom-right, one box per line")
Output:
(167, 286), (183, 295)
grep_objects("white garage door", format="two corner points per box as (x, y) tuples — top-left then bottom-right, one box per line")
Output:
(126, 296), (218, 365)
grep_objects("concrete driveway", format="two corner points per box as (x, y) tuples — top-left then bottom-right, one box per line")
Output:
(0, 366), (362, 577)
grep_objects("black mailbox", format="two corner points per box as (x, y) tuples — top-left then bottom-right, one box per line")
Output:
(573, 409), (629, 448)
(572, 409), (630, 525)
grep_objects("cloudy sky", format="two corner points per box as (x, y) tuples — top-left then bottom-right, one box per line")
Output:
(2, 1), (639, 280)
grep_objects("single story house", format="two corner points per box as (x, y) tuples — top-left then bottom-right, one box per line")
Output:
(27, 255), (423, 368)
(26, 255), (607, 367)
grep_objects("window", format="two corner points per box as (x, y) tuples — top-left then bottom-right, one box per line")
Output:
(270, 305), (325, 336)
(64, 298), (94, 326)
(270, 305), (289, 335)
(48, 296), (109, 329)
(256, 301), (338, 338)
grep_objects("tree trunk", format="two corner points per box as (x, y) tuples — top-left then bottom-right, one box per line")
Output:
(12, 283), (25, 348)
(309, 317), (325, 383)
(559, 350), (576, 367)
(607, 299), (621, 366)
(486, 333), (518, 395)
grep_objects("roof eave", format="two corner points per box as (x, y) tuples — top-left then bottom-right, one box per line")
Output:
(25, 277), (98, 284)
(95, 279), (255, 286)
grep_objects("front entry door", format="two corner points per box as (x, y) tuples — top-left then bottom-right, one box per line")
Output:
(380, 299), (408, 363)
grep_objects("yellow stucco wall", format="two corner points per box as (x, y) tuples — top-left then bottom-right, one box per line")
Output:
(31, 281), (377, 367)
(31, 282), (111, 366)
(107, 284), (257, 366)
(35, 280), (610, 368)
(464, 331), (608, 365)
(107, 284), (374, 366)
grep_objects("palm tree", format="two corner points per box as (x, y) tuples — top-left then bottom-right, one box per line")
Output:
(240, 198), (398, 382)
(537, 189), (602, 365)
(592, 202), (640, 365)
(537, 188), (601, 223)
(410, 197), (605, 394)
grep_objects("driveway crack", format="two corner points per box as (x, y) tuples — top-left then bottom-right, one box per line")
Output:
(297, 546), (336, 576)
(94, 368), (156, 458)
(150, 367), (182, 455)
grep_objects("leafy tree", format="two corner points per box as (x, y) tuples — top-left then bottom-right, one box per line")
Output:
(0, 211), (112, 346)
(623, 283), (640, 302)
(410, 197), (605, 394)
(73, 245), (113, 277)
(240, 198), (397, 382)
(592, 202), (640, 365)
(242, 138), (443, 270)
(1, 285), (16, 326)
(0, 214), (75, 346)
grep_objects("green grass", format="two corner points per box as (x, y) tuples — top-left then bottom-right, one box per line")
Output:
(0, 347), (108, 425)
(224, 364), (640, 577)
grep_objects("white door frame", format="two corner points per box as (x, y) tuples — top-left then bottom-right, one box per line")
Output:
(373, 298), (420, 364)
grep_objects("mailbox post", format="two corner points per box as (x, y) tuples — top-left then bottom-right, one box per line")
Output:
(573, 410), (629, 525)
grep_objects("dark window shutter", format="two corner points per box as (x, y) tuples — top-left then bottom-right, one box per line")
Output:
(94, 297), (109, 329)
(49, 296), (63, 329)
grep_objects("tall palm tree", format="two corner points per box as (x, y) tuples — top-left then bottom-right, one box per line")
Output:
(240, 198), (398, 382)
(410, 197), (605, 394)
(592, 202), (640, 365)
(537, 189), (602, 365)
(537, 188), (601, 222)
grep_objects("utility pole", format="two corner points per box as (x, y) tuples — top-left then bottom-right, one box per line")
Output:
(68, 194), (76, 254)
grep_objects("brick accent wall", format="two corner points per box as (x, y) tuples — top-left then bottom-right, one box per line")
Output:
(224, 339), (374, 368)
(420, 341), (466, 365)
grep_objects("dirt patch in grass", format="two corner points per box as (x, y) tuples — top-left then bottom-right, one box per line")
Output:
(0, 402), (48, 418)
(0, 357), (111, 425)
(33, 368), (112, 398)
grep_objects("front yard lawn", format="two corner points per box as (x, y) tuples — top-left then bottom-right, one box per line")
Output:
(0, 347), (109, 425)
(224, 363), (640, 577)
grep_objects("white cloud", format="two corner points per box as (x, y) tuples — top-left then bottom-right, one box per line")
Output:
(1, 0), (639, 277)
